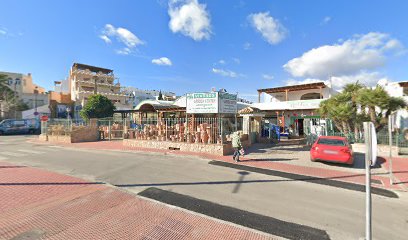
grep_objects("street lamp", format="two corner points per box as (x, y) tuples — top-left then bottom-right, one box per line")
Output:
(34, 86), (39, 118)
(14, 79), (20, 119)
(66, 107), (71, 120)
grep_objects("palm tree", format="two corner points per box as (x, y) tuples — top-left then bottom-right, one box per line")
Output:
(357, 86), (406, 130)
(342, 82), (365, 138)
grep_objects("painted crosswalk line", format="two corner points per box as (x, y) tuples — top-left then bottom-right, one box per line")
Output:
(17, 149), (46, 154)
(0, 151), (27, 157)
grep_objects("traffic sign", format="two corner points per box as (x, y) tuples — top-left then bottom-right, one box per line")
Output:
(41, 115), (48, 121)
(34, 111), (39, 116)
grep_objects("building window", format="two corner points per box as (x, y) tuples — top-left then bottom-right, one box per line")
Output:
(403, 87), (408, 96)
(300, 93), (322, 100)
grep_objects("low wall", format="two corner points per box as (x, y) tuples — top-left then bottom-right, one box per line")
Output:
(71, 126), (99, 143)
(352, 143), (399, 156)
(47, 135), (71, 144)
(39, 125), (98, 143)
(123, 139), (251, 156)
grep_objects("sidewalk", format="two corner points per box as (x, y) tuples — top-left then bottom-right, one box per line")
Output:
(0, 161), (277, 240)
(31, 139), (408, 191)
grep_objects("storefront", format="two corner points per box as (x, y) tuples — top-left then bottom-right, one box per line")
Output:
(253, 82), (333, 137)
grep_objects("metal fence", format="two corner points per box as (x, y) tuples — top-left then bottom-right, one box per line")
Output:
(98, 118), (126, 140)
(305, 129), (408, 154)
(41, 118), (88, 136)
(128, 117), (241, 144)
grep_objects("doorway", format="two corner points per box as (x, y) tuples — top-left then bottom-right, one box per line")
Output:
(298, 119), (304, 136)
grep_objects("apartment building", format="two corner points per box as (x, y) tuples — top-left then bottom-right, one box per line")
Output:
(68, 63), (131, 118)
(0, 71), (48, 109)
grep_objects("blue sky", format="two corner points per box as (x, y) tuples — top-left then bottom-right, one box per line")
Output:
(1, 0), (407, 101)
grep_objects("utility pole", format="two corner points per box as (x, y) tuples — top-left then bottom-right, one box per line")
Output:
(363, 122), (372, 240)
(34, 86), (38, 118)
(14, 80), (17, 119)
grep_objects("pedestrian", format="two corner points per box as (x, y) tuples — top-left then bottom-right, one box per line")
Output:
(232, 131), (243, 162)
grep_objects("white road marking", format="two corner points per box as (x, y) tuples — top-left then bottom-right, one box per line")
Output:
(17, 149), (46, 154)
(35, 147), (59, 152)
(0, 151), (27, 157)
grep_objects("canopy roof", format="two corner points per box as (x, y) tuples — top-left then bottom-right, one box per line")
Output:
(72, 63), (113, 74)
(258, 82), (326, 94)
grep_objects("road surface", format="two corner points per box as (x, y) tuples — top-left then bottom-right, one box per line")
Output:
(1, 135), (407, 240)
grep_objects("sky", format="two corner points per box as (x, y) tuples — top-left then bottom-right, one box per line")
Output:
(1, 0), (408, 102)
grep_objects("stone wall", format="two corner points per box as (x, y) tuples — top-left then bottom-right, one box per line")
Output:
(47, 135), (71, 143)
(123, 139), (251, 156)
(39, 125), (98, 143)
(71, 125), (99, 143)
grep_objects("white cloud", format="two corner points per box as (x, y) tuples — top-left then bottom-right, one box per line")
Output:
(0, 29), (7, 35)
(115, 48), (131, 55)
(285, 71), (389, 90)
(262, 74), (274, 80)
(212, 68), (243, 78)
(248, 12), (287, 45)
(283, 32), (405, 79)
(232, 58), (240, 64)
(218, 59), (226, 64)
(152, 57), (173, 66)
(168, 0), (212, 41)
(321, 16), (331, 25)
(99, 35), (111, 44)
(101, 24), (144, 54)
(243, 42), (252, 50)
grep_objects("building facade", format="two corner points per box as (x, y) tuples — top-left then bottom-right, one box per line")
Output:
(253, 82), (335, 136)
(121, 87), (176, 108)
(69, 63), (131, 119)
(0, 71), (48, 118)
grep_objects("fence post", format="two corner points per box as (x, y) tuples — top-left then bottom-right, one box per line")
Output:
(108, 120), (112, 141)
(165, 119), (168, 141)
(388, 116), (393, 185)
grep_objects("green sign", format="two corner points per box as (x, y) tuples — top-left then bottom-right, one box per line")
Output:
(186, 92), (238, 114)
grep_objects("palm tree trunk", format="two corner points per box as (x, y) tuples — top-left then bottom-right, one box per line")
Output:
(342, 121), (349, 134)
(369, 106), (379, 128)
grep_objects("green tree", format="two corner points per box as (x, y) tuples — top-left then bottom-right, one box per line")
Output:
(158, 90), (163, 100)
(320, 83), (406, 134)
(9, 100), (30, 111)
(319, 92), (354, 134)
(79, 94), (116, 120)
(0, 74), (15, 102)
(357, 86), (406, 129)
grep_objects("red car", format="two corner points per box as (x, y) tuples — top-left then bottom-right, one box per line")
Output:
(310, 136), (354, 165)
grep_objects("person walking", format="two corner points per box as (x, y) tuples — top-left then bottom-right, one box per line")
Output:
(232, 131), (243, 162)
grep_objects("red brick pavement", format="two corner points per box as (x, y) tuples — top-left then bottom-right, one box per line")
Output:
(30, 139), (408, 191)
(0, 161), (277, 240)
(382, 156), (408, 189)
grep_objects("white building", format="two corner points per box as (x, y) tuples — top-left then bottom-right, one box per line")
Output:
(250, 82), (336, 136)
(122, 87), (176, 108)
(379, 80), (408, 133)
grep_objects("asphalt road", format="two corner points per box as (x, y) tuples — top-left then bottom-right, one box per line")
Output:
(1, 135), (408, 240)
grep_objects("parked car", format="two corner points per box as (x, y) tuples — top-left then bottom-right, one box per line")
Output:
(0, 119), (40, 135)
(310, 136), (354, 165)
